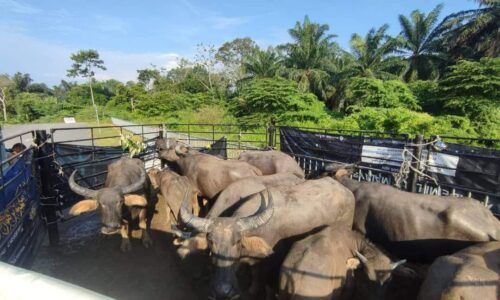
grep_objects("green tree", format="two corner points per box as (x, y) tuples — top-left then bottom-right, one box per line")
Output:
(137, 68), (161, 91)
(346, 77), (420, 110)
(280, 16), (337, 101)
(242, 47), (283, 79)
(437, 0), (499, 59)
(438, 58), (500, 137)
(67, 49), (106, 126)
(232, 77), (331, 126)
(349, 24), (404, 79)
(14, 93), (58, 122)
(0, 75), (15, 121)
(398, 4), (446, 81)
(12, 72), (33, 93)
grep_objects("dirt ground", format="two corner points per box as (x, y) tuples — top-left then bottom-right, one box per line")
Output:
(31, 192), (209, 300)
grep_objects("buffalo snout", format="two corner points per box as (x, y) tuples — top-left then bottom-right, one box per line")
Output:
(210, 281), (239, 300)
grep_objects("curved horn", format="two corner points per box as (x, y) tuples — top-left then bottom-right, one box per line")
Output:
(390, 259), (407, 270)
(121, 167), (146, 194)
(69, 170), (98, 198)
(175, 144), (187, 156)
(237, 189), (274, 232)
(354, 250), (369, 264)
(179, 187), (213, 232)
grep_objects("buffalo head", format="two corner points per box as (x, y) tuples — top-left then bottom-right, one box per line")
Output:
(157, 139), (192, 162)
(179, 188), (274, 299)
(354, 250), (407, 286)
(68, 169), (147, 235)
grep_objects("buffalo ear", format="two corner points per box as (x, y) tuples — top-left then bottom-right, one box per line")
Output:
(69, 199), (98, 215)
(346, 257), (361, 270)
(241, 236), (273, 257)
(334, 169), (351, 180)
(124, 195), (148, 207)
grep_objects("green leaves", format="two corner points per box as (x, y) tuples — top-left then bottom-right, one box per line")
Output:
(232, 77), (331, 126)
(346, 77), (420, 110)
(120, 134), (145, 158)
(67, 50), (106, 78)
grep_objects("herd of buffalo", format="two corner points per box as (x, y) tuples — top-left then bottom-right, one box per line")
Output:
(67, 139), (500, 300)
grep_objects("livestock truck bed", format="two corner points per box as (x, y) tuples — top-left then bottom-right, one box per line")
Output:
(30, 193), (207, 300)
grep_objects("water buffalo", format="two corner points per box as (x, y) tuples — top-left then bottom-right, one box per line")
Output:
(326, 163), (500, 262)
(68, 157), (152, 252)
(207, 173), (305, 218)
(418, 241), (500, 300)
(279, 226), (407, 300)
(178, 177), (355, 299)
(155, 169), (200, 224)
(238, 150), (305, 179)
(158, 140), (262, 200)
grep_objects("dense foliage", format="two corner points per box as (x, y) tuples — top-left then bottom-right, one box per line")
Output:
(1, 2), (498, 142)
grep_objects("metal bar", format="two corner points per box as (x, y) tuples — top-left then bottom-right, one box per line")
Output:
(409, 134), (424, 192)
(36, 130), (59, 246)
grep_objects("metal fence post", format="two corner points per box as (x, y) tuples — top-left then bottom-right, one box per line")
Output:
(267, 125), (276, 148)
(35, 130), (59, 246)
(408, 134), (424, 193)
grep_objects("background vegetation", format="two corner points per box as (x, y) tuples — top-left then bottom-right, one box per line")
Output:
(1, 1), (498, 140)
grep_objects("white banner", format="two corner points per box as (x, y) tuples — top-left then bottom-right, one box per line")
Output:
(361, 145), (406, 167)
(426, 152), (459, 177)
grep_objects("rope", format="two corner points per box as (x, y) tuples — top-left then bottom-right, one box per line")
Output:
(394, 138), (441, 188)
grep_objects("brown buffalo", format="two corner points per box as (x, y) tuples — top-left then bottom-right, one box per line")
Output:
(279, 226), (407, 300)
(238, 150), (305, 178)
(325, 163), (500, 262)
(69, 157), (152, 252)
(418, 241), (500, 300)
(177, 177), (355, 299)
(155, 169), (200, 225)
(158, 140), (262, 200)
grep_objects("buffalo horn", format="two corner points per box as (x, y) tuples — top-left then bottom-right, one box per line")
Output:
(69, 170), (98, 198)
(179, 187), (213, 232)
(175, 144), (187, 156)
(354, 250), (369, 264)
(237, 189), (274, 232)
(121, 167), (146, 194)
(390, 259), (407, 270)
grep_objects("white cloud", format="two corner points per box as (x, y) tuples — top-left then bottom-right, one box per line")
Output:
(0, 0), (40, 14)
(95, 52), (180, 82)
(209, 16), (249, 29)
(0, 31), (181, 85)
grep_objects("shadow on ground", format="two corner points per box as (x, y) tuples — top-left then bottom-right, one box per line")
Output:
(31, 202), (208, 300)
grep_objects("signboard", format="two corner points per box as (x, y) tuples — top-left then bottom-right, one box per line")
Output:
(63, 117), (76, 124)
(361, 145), (408, 167)
(426, 151), (459, 177)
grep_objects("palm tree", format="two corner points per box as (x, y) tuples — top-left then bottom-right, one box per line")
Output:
(398, 4), (446, 81)
(349, 24), (404, 80)
(436, 0), (499, 59)
(280, 16), (337, 100)
(242, 47), (283, 79)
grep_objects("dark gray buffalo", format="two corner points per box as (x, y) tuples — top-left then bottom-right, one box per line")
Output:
(324, 163), (500, 262)
(418, 241), (500, 300)
(206, 173), (305, 218)
(177, 177), (355, 299)
(238, 150), (305, 179)
(69, 157), (152, 252)
(158, 140), (262, 200)
(279, 226), (407, 300)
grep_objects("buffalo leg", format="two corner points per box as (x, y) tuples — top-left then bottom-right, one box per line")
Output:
(120, 222), (132, 252)
(139, 207), (153, 248)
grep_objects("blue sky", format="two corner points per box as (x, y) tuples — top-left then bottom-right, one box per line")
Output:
(0, 0), (480, 85)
